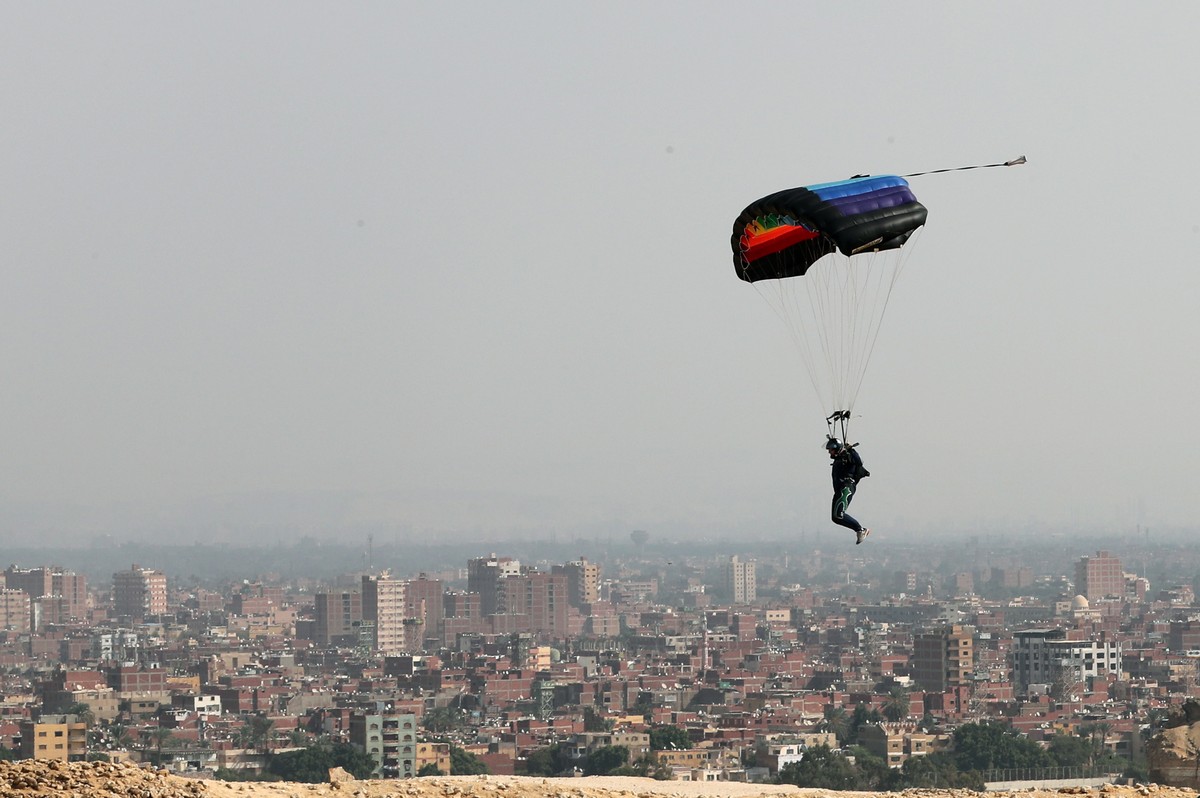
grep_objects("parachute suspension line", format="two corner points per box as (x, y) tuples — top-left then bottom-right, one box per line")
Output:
(845, 226), (923, 407)
(903, 155), (1026, 178)
(752, 278), (825, 409)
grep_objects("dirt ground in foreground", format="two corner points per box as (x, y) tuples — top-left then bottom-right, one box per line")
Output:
(0, 760), (1195, 798)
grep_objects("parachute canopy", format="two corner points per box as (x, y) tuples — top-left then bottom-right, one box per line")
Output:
(730, 173), (929, 429)
(732, 175), (928, 283)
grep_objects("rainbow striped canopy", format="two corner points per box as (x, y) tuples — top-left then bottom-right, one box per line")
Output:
(732, 175), (928, 283)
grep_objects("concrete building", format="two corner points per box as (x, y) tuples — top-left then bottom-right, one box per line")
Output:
(1075, 550), (1124, 601)
(467, 554), (520, 615)
(362, 573), (407, 655)
(912, 624), (974, 693)
(111, 564), (168, 621)
(726, 556), (756, 605)
(415, 741), (451, 775)
(18, 714), (87, 761)
(0, 588), (31, 633)
(4, 566), (88, 620)
(314, 591), (363, 647)
(1012, 628), (1122, 693)
(404, 574), (444, 645)
(495, 570), (570, 639)
(556, 558), (600, 609)
(349, 711), (417, 778)
(858, 723), (948, 768)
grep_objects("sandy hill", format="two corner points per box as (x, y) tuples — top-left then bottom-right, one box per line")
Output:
(2, 760), (1198, 798)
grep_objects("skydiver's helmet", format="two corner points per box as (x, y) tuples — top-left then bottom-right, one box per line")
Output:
(825, 438), (841, 452)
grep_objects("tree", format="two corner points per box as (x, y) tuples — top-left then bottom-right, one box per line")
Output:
(248, 715), (275, 754)
(1048, 732), (1092, 767)
(821, 705), (851, 747)
(890, 751), (984, 790)
(776, 744), (864, 789)
(584, 745), (629, 775)
(449, 744), (488, 775)
(66, 702), (95, 728)
(520, 744), (569, 776)
(147, 728), (175, 760)
(848, 703), (883, 745)
(846, 745), (889, 788)
(268, 742), (376, 782)
(423, 707), (464, 735)
(648, 723), (691, 751)
(882, 686), (911, 722)
(583, 707), (611, 733)
(951, 721), (1053, 773)
(417, 763), (442, 776)
(106, 722), (134, 751)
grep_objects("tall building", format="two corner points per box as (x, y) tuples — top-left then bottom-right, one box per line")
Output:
(494, 570), (570, 639)
(726, 556), (756, 604)
(405, 574), (444, 645)
(912, 624), (974, 692)
(111, 565), (167, 621)
(1075, 550), (1124, 601)
(467, 554), (520, 615)
(314, 591), (363, 647)
(1012, 628), (1122, 692)
(362, 573), (407, 655)
(4, 566), (88, 620)
(349, 711), (417, 778)
(0, 588), (32, 633)
(555, 558), (600, 609)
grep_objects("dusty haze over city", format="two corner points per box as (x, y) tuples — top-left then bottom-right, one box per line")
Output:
(3, 5), (1199, 546)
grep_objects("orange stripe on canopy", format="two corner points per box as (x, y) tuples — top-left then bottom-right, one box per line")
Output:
(741, 224), (819, 263)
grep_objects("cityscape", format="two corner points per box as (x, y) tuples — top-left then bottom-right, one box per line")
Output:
(1, 530), (1198, 785)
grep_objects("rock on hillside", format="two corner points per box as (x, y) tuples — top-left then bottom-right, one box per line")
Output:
(1147, 720), (1200, 788)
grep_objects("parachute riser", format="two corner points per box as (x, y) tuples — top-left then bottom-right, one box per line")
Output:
(826, 410), (852, 447)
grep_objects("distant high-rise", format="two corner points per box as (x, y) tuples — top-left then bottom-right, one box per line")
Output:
(314, 591), (363, 647)
(0, 588), (31, 633)
(912, 624), (974, 693)
(1013, 628), (1122, 692)
(467, 554), (520, 615)
(111, 565), (167, 621)
(555, 558), (600, 609)
(5, 566), (88, 620)
(362, 573), (407, 655)
(495, 569), (570, 638)
(727, 556), (756, 604)
(405, 574), (444, 645)
(1075, 550), (1123, 601)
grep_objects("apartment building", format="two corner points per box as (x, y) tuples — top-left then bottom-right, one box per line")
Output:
(111, 564), (168, 621)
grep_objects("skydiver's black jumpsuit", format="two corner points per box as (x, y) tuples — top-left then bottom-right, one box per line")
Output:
(830, 447), (868, 533)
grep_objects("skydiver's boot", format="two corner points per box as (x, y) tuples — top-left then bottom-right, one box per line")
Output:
(856, 528), (871, 545)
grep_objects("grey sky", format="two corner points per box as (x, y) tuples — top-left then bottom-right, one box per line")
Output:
(3, 3), (1197, 544)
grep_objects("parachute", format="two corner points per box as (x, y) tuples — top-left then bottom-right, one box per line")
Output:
(731, 174), (928, 438)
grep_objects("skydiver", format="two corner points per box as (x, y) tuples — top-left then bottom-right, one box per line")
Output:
(826, 438), (871, 544)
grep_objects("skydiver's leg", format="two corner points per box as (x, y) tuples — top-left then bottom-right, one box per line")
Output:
(831, 485), (863, 533)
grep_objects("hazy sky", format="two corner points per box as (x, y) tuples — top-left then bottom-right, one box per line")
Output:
(3, 3), (1198, 544)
